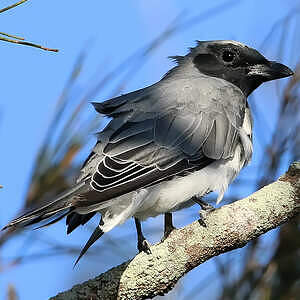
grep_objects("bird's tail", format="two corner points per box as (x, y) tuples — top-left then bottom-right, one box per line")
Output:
(2, 181), (87, 231)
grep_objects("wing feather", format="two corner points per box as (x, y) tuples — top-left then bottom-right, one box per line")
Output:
(76, 77), (246, 207)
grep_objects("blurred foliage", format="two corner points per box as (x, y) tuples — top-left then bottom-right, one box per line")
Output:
(6, 284), (18, 300)
(1, 1), (300, 300)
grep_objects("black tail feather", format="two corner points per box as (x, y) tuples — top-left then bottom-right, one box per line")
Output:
(2, 181), (87, 231)
(2, 200), (72, 230)
(74, 223), (104, 267)
(66, 212), (96, 234)
(34, 210), (72, 230)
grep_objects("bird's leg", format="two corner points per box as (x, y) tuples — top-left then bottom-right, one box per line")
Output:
(193, 196), (215, 211)
(161, 212), (176, 242)
(192, 196), (215, 227)
(134, 217), (151, 254)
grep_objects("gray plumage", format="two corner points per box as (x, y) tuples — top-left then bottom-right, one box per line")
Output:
(3, 40), (293, 265)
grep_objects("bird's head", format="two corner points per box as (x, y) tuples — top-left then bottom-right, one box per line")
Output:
(169, 40), (293, 96)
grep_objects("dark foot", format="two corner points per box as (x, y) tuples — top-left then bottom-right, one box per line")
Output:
(134, 217), (152, 254)
(198, 215), (208, 227)
(137, 238), (152, 254)
(161, 213), (176, 242)
(192, 197), (215, 227)
(192, 196), (215, 212)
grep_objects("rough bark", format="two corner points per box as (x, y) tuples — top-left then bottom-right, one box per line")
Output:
(50, 162), (300, 300)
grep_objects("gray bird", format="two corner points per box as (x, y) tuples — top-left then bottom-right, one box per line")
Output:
(3, 40), (293, 265)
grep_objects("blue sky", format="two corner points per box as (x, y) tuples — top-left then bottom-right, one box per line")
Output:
(0, 1), (298, 299)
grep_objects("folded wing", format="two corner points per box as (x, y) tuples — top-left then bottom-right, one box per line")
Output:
(76, 77), (246, 207)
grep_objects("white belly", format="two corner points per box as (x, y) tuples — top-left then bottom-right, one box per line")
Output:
(88, 143), (248, 233)
(134, 143), (245, 220)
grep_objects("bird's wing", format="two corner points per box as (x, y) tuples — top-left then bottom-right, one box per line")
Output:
(76, 77), (246, 207)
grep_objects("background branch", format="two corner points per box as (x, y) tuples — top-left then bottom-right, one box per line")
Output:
(0, 0), (58, 52)
(0, 0), (28, 14)
(51, 161), (300, 300)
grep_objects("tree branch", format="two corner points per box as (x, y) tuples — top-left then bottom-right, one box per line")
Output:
(51, 162), (300, 300)
(0, 0), (28, 14)
(0, 36), (59, 52)
(0, 0), (59, 52)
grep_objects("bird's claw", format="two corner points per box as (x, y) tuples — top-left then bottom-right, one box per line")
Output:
(193, 196), (215, 211)
(199, 202), (215, 212)
(198, 210), (210, 227)
(193, 197), (215, 227)
(138, 239), (152, 254)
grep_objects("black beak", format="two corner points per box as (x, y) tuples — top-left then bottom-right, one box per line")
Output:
(267, 61), (294, 79)
(248, 61), (294, 81)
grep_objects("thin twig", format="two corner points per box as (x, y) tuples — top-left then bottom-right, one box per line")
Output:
(0, 0), (28, 14)
(0, 0), (58, 52)
(0, 36), (58, 52)
(0, 32), (24, 40)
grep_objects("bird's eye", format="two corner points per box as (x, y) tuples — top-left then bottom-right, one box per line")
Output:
(222, 50), (235, 62)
